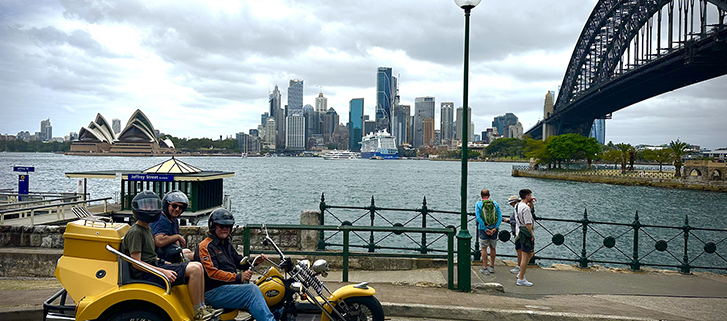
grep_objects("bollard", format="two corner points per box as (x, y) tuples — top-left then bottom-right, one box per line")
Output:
(343, 228), (350, 282)
(318, 193), (326, 251)
(681, 214), (691, 274)
(368, 196), (375, 253)
(421, 197), (428, 254)
(579, 208), (589, 268)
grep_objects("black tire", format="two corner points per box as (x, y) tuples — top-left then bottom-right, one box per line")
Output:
(335, 296), (384, 321)
(107, 308), (169, 321)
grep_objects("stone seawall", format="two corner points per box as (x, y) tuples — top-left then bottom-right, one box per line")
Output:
(512, 169), (727, 192)
(0, 210), (446, 277)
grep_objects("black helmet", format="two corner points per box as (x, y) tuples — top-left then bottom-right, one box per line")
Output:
(208, 208), (235, 232)
(162, 190), (189, 216)
(131, 190), (163, 223)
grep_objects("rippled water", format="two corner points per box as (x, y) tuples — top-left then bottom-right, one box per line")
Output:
(2, 153), (725, 271)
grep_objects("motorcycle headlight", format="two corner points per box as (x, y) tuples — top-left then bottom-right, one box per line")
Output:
(297, 259), (310, 269)
(312, 259), (329, 276)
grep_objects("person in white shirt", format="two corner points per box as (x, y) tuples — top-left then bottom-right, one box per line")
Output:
(515, 189), (536, 287)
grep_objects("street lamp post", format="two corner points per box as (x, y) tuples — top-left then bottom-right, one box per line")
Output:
(454, 0), (481, 292)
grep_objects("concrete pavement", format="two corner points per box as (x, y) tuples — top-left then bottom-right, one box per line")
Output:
(2, 260), (726, 321)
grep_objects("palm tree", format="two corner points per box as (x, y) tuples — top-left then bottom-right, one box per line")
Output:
(615, 143), (632, 174)
(669, 140), (689, 178)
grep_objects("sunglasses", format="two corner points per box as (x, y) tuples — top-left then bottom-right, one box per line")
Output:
(170, 204), (186, 210)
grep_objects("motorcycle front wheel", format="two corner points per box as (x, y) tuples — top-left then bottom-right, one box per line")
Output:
(335, 296), (384, 321)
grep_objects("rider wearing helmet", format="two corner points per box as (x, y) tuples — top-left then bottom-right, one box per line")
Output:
(152, 190), (194, 262)
(195, 208), (274, 321)
(121, 191), (223, 321)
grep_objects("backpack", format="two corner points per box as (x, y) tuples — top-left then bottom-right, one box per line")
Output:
(480, 199), (497, 227)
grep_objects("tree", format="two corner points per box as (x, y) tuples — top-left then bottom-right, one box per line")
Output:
(524, 137), (552, 168)
(602, 149), (622, 169)
(653, 149), (673, 172)
(669, 140), (690, 177)
(484, 138), (525, 158)
(546, 134), (600, 169)
(615, 143), (632, 174)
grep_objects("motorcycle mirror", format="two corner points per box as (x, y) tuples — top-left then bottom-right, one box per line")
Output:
(240, 256), (249, 266)
(262, 239), (270, 246)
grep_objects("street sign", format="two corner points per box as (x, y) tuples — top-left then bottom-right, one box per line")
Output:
(127, 174), (174, 182)
(13, 166), (35, 172)
(18, 174), (29, 201)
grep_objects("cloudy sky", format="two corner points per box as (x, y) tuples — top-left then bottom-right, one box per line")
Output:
(1, 0), (725, 149)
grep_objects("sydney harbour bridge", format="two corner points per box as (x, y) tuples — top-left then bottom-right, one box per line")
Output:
(525, 0), (727, 140)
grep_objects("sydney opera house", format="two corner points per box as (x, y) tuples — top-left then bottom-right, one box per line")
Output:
(70, 109), (175, 155)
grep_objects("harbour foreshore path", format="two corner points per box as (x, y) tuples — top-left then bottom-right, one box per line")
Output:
(2, 259), (726, 321)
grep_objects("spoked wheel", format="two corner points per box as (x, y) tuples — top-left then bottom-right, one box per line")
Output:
(334, 296), (384, 321)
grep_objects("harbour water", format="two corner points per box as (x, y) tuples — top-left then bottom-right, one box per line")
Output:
(1, 153), (723, 228)
(1, 153), (725, 271)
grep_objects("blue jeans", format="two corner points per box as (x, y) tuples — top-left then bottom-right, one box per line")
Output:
(205, 284), (274, 321)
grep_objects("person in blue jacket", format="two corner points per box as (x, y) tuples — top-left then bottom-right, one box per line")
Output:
(475, 189), (502, 274)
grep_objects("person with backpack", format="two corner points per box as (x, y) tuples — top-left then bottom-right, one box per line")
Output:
(475, 189), (502, 274)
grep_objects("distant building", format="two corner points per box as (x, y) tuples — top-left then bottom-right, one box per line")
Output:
(440, 102), (454, 143)
(287, 79), (304, 115)
(40, 118), (52, 142)
(248, 129), (259, 137)
(363, 120), (376, 138)
(482, 127), (501, 144)
(71, 110), (173, 154)
(422, 118), (435, 146)
(260, 112), (269, 126)
(315, 92), (328, 113)
(17, 131), (30, 141)
(269, 85), (284, 151)
(322, 108), (339, 143)
(263, 117), (276, 150)
(493, 113), (519, 138)
(508, 122), (524, 139)
(237, 132), (260, 154)
(456, 106), (473, 141)
(285, 112), (305, 151)
(376, 67), (394, 133)
(349, 98), (364, 151)
(474, 134), (481, 142)
(112, 118), (121, 134)
(413, 97), (435, 148)
(392, 104), (410, 146)
(590, 119), (606, 145)
(303, 107), (321, 146)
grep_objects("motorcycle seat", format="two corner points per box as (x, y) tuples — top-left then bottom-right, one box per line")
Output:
(119, 260), (166, 290)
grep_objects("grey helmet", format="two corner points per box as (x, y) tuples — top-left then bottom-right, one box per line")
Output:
(208, 208), (235, 232)
(162, 190), (189, 216)
(131, 191), (163, 223)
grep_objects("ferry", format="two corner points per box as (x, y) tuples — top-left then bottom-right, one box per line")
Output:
(322, 150), (359, 160)
(360, 130), (399, 160)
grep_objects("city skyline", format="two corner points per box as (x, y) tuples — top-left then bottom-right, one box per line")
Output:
(1, 1), (726, 149)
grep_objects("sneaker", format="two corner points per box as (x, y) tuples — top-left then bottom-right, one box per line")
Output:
(205, 305), (224, 317)
(194, 306), (214, 321)
(488, 266), (494, 273)
(510, 266), (520, 274)
(479, 268), (490, 275)
(516, 278), (533, 287)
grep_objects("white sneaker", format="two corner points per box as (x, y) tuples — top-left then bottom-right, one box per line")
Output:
(510, 266), (520, 274)
(516, 278), (533, 286)
(488, 266), (494, 273)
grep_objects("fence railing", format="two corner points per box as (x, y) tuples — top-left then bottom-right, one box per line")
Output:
(0, 197), (112, 225)
(513, 164), (679, 179)
(241, 223), (457, 289)
(317, 193), (727, 274)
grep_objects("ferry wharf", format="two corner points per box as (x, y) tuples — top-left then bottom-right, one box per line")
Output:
(2, 260), (725, 321)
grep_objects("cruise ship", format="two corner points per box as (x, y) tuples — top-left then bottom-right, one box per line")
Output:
(360, 130), (399, 159)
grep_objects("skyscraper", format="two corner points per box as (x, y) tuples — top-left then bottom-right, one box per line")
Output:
(376, 67), (393, 132)
(263, 117), (276, 150)
(285, 112), (306, 151)
(349, 98), (364, 151)
(288, 79), (304, 114)
(392, 104), (410, 145)
(315, 92), (328, 113)
(413, 97), (435, 148)
(303, 106), (321, 147)
(322, 108), (339, 143)
(112, 118), (121, 134)
(440, 102), (454, 143)
(40, 118), (52, 141)
(492, 113), (518, 138)
(456, 107), (473, 141)
(422, 118), (435, 146)
(590, 119), (606, 145)
(269, 85), (284, 150)
(363, 120), (376, 138)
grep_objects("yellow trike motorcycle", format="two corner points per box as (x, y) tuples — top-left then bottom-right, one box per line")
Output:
(247, 225), (384, 321)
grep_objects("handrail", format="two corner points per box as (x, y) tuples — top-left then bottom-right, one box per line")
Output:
(105, 245), (172, 295)
(0, 197), (112, 215)
(0, 196), (80, 210)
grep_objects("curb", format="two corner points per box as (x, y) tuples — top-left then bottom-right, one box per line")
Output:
(0, 307), (41, 321)
(382, 302), (657, 321)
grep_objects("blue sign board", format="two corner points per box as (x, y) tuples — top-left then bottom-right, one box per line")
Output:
(18, 174), (29, 201)
(13, 166), (35, 172)
(127, 174), (174, 182)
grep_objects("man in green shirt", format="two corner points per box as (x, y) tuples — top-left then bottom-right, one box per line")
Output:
(121, 191), (222, 321)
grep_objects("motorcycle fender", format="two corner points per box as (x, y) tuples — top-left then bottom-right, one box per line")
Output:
(76, 284), (193, 321)
(319, 283), (376, 321)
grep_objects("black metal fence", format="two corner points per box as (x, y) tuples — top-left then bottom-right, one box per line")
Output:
(317, 193), (727, 273)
